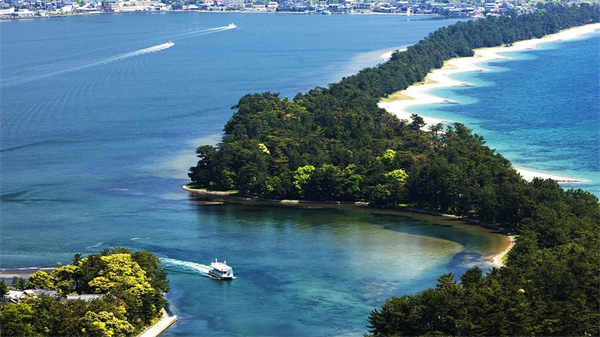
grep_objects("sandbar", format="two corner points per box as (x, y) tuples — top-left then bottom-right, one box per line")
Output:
(378, 23), (600, 183)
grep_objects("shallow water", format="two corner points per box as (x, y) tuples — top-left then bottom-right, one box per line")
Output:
(411, 33), (600, 197)
(0, 13), (508, 336)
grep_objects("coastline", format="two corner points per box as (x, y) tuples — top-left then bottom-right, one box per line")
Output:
(486, 235), (515, 268)
(378, 22), (600, 183)
(182, 184), (513, 263)
(138, 309), (178, 337)
(0, 10), (433, 21)
(0, 266), (55, 278)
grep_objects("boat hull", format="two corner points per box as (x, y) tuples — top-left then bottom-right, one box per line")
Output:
(208, 271), (234, 280)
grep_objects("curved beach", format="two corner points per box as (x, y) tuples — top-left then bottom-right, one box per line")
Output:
(379, 22), (600, 183)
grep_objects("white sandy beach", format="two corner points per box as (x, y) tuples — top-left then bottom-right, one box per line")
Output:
(487, 235), (516, 268)
(515, 167), (588, 183)
(379, 22), (600, 183)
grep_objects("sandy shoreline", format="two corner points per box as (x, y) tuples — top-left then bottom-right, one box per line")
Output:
(486, 235), (516, 268)
(379, 22), (600, 183)
(138, 309), (178, 337)
(183, 184), (514, 265)
(0, 266), (55, 278)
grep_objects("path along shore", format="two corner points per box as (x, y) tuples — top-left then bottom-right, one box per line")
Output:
(378, 22), (600, 184)
(138, 309), (177, 337)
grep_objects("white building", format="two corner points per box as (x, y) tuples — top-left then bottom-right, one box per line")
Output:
(0, 7), (15, 16)
(4, 289), (59, 303)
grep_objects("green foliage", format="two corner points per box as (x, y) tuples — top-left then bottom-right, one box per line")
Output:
(0, 250), (169, 337)
(81, 311), (135, 337)
(132, 251), (170, 293)
(293, 165), (315, 196)
(184, 4), (600, 336)
(12, 276), (27, 290)
(0, 302), (36, 336)
(367, 225), (600, 336)
(384, 169), (408, 184)
(51, 264), (79, 294)
(367, 182), (600, 335)
(26, 271), (57, 291)
(188, 5), (599, 229)
(87, 254), (152, 295)
(0, 280), (7, 297)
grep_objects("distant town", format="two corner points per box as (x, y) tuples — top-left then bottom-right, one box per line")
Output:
(2, 0), (558, 20)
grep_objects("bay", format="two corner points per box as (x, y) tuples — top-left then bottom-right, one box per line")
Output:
(1, 13), (507, 336)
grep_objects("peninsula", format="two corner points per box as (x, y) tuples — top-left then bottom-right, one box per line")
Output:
(379, 22), (600, 183)
(187, 4), (600, 335)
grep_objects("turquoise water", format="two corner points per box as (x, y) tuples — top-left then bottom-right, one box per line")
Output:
(0, 13), (507, 336)
(411, 33), (600, 197)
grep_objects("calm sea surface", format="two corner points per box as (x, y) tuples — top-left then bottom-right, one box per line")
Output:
(1, 13), (591, 336)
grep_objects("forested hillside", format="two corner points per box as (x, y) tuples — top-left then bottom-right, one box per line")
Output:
(188, 3), (600, 335)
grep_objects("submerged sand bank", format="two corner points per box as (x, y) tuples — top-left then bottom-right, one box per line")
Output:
(378, 23), (600, 183)
(183, 185), (513, 268)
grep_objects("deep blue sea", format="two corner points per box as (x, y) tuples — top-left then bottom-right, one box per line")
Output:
(411, 33), (600, 196)
(0, 13), (596, 336)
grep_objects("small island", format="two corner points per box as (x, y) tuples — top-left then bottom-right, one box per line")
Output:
(0, 248), (176, 337)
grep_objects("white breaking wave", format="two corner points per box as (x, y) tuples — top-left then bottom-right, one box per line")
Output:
(160, 257), (212, 276)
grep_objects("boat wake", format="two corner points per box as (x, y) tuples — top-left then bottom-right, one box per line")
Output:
(1, 23), (237, 87)
(171, 23), (237, 40)
(160, 257), (212, 277)
(108, 41), (174, 61)
(1, 41), (174, 87)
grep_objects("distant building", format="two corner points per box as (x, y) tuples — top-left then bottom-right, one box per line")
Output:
(66, 294), (104, 301)
(223, 0), (243, 9)
(4, 289), (59, 303)
(0, 7), (15, 14)
(15, 8), (35, 16)
(3, 290), (104, 303)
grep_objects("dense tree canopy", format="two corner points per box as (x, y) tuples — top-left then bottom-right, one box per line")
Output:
(186, 4), (600, 335)
(189, 4), (599, 232)
(0, 249), (169, 337)
(367, 181), (600, 336)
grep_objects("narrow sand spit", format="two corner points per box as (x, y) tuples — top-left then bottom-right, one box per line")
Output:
(378, 23), (600, 183)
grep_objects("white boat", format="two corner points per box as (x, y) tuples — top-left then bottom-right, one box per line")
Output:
(208, 259), (234, 280)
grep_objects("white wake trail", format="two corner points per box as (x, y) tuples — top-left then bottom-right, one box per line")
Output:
(1, 23), (237, 87)
(172, 23), (237, 40)
(160, 257), (212, 276)
(101, 41), (174, 64)
(2, 42), (174, 87)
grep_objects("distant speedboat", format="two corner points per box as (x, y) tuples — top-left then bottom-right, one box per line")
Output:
(208, 259), (234, 280)
(166, 41), (174, 47)
(227, 23), (237, 29)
